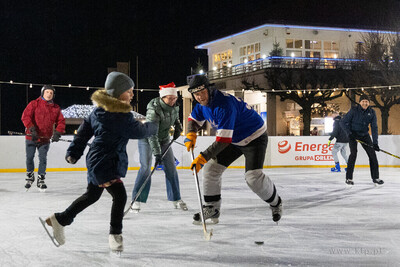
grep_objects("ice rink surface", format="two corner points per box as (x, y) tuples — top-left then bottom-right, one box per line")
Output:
(1, 167), (399, 267)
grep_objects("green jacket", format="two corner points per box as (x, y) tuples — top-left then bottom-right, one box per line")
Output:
(146, 97), (182, 155)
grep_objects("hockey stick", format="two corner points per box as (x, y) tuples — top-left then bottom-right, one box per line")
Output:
(190, 149), (213, 241)
(123, 139), (175, 217)
(8, 131), (91, 146)
(356, 139), (400, 160)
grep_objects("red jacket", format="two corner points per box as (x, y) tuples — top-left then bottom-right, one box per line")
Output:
(21, 97), (66, 143)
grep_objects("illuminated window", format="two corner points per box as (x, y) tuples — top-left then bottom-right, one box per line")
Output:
(213, 50), (232, 69)
(305, 40), (321, 50)
(240, 43), (261, 63)
(324, 41), (339, 50)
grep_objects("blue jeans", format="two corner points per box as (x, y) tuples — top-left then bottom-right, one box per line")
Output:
(132, 139), (181, 202)
(25, 140), (50, 175)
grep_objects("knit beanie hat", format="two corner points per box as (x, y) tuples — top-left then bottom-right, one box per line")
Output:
(188, 75), (210, 93)
(359, 94), (370, 102)
(105, 71), (135, 98)
(159, 82), (177, 98)
(41, 84), (55, 99)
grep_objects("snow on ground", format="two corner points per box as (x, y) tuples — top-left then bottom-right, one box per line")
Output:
(1, 167), (399, 267)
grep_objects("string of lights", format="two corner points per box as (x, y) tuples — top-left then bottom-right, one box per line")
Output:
(237, 84), (400, 94)
(0, 80), (160, 92)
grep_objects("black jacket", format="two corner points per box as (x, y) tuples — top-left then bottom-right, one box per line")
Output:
(340, 105), (378, 145)
(329, 115), (349, 143)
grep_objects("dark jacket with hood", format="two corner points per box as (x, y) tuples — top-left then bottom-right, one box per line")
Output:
(340, 105), (378, 145)
(66, 89), (157, 186)
(329, 115), (349, 143)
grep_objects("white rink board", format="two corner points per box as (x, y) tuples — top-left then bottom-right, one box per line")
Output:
(1, 135), (399, 171)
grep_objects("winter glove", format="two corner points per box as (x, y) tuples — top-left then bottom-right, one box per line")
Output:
(51, 130), (62, 142)
(154, 154), (163, 166)
(327, 140), (332, 146)
(373, 144), (380, 152)
(190, 153), (207, 174)
(173, 129), (182, 140)
(65, 155), (77, 164)
(184, 132), (197, 152)
(29, 127), (38, 142)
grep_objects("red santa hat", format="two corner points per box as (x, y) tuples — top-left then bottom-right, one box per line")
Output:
(159, 82), (177, 98)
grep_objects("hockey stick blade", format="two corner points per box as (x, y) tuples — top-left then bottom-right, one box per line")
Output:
(191, 149), (213, 241)
(38, 217), (60, 247)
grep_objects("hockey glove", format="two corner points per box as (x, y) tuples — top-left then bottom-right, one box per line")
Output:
(51, 130), (62, 142)
(29, 127), (38, 142)
(190, 153), (207, 174)
(154, 154), (163, 166)
(373, 144), (380, 152)
(173, 129), (182, 141)
(327, 140), (332, 146)
(184, 132), (197, 152)
(65, 155), (77, 164)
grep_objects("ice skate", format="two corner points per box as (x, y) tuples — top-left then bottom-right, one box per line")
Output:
(270, 197), (282, 224)
(129, 201), (141, 213)
(345, 179), (354, 187)
(37, 174), (47, 192)
(25, 172), (35, 191)
(173, 199), (188, 211)
(39, 214), (65, 247)
(373, 178), (384, 186)
(109, 234), (123, 255)
(193, 205), (219, 225)
(330, 163), (341, 172)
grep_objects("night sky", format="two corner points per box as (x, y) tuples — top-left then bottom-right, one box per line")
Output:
(1, 0), (399, 134)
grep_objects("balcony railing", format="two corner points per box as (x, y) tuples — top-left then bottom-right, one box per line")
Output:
(192, 56), (364, 82)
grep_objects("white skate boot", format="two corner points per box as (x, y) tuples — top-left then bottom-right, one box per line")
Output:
(173, 200), (188, 211)
(46, 214), (65, 246)
(109, 234), (123, 255)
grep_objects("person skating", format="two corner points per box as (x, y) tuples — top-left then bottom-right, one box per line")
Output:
(21, 85), (65, 191)
(130, 82), (187, 212)
(340, 94), (383, 186)
(328, 113), (349, 172)
(42, 72), (157, 253)
(185, 75), (282, 224)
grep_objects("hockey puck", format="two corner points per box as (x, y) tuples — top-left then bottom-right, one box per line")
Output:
(254, 241), (264, 245)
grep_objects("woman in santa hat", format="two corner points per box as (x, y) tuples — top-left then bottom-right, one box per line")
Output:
(130, 82), (187, 212)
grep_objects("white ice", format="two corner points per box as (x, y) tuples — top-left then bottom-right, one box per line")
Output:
(1, 167), (399, 266)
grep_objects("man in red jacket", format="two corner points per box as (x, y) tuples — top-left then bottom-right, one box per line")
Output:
(21, 85), (65, 191)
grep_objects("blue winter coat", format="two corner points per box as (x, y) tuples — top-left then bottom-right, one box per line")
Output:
(66, 89), (157, 186)
(329, 116), (349, 143)
(340, 105), (378, 144)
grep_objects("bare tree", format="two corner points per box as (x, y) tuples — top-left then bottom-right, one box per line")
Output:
(262, 67), (347, 136)
(347, 32), (400, 134)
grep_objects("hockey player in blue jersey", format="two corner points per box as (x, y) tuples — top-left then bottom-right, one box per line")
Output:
(184, 75), (282, 224)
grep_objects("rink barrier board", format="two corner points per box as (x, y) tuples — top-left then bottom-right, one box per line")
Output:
(1, 135), (399, 173)
(1, 165), (399, 173)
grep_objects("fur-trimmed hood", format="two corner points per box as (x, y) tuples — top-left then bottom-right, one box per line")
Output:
(91, 89), (132, 113)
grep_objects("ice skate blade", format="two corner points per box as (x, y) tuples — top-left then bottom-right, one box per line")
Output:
(110, 250), (122, 257)
(374, 183), (384, 188)
(129, 208), (140, 213)
(193, 218), (219, 225)
(38, 188), (47, 193)
(38, 217), (61, 247)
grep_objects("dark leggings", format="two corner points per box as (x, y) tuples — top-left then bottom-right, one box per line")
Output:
(55, 181), (127, 234)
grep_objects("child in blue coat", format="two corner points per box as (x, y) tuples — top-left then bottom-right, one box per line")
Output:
(43, 72), (157, 253)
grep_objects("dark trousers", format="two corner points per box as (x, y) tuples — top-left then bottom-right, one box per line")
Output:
(346, 135), (379, 180)
(215, 131), (268, 172)
(55, 182), (127, 234)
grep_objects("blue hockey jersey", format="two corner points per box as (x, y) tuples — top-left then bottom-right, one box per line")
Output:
(189, 89), (266, 146)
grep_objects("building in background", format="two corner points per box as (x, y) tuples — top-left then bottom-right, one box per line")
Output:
(182, 23), (400, 136)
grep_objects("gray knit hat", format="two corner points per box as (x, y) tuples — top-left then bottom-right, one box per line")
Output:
(105, 71), (135, 98)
